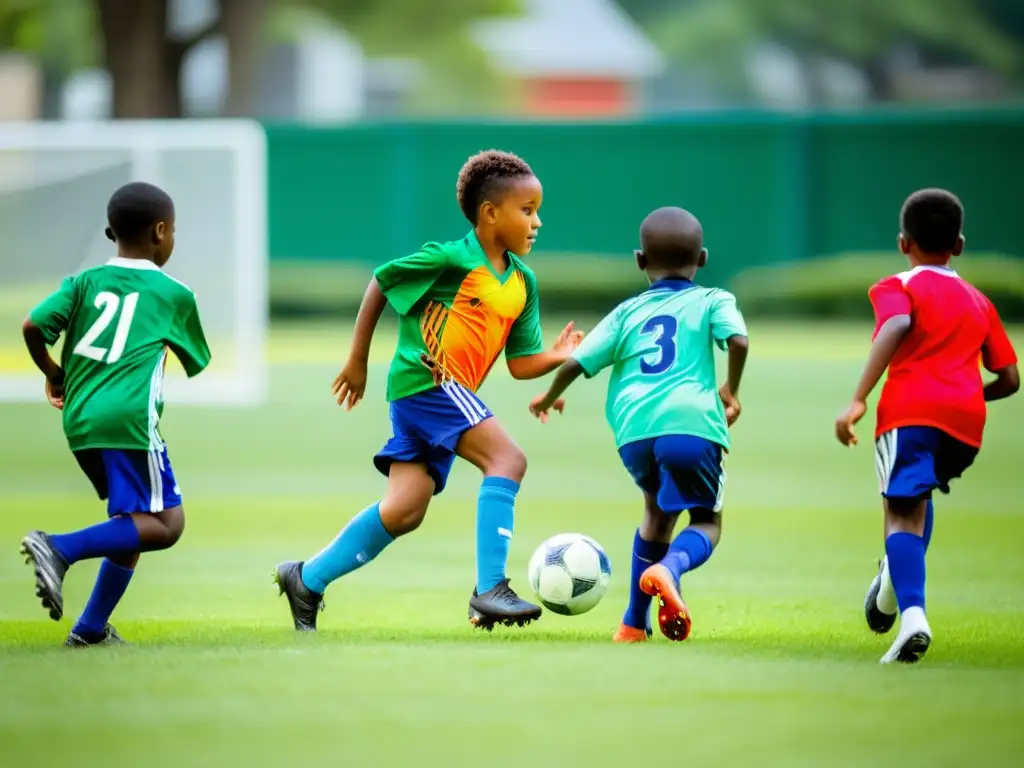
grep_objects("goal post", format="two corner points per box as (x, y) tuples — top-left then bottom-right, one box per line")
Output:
(0, 120), (268, 406)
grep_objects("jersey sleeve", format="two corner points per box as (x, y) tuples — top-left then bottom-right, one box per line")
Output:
(982, 301), (1018, 372)
(505, 268), (544, 360)
(571, 306), (622, 378)
(28, 276), (77, 345)
(868, 277), (913, 338)
(709, 290), (748, 350)
(168, 291), (212, 378)
(373, 242), (451, 316)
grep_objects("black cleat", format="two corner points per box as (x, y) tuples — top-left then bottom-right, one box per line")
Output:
(20, 530), (68, 621)
(468, 578), (542, 630)
(274, 561), (323, 632)
(66, 623), (127, 648)
(864, 559), (897, 635)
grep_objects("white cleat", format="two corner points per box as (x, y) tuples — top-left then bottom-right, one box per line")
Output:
(880, 606), (932, 664)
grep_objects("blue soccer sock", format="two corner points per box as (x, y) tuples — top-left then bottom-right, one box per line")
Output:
(623, 530), (669, 631)
(73, 559), (135, 641)
(476, 476), (519, 594)
(885, 532), (926, 612)
(661, 527), (714, 584)
(301, 503), (393, 594)
(49, 516), (141, 566)
(922, 499), (934, 552)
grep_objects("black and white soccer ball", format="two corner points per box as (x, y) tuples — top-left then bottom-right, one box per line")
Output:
(527, 533), (611, 615)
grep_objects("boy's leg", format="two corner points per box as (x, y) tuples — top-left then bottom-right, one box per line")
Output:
(865, 498), (932, 635)
(22, 448), (183, 625)
(638, 436), (725, 642)
(275, 460), (435, 632)
(66, 551), (139, 647)
(880, 497), (931, 664)
(455, 415), (541, 628)
(616, 492), (674, 642)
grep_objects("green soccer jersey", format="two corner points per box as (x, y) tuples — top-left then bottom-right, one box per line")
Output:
(29, 257), (211, 452)
(571, 278), (748, 450)
(374, 232), (544, 402)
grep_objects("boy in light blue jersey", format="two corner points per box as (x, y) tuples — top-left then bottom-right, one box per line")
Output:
(530, 207), (749, 643)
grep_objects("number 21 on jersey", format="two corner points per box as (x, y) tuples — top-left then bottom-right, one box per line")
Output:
(639, 314), (678, 375)
(73, 291), (139, 364)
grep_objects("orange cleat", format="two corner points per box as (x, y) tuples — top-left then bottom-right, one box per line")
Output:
(612, 623), (649, 643)
(639, 564), (692, 641)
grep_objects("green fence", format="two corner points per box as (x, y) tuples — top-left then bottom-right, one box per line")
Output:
(265, 109), (1024, 315)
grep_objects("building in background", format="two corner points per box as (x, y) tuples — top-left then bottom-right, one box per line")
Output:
(472, 0), (663, 117)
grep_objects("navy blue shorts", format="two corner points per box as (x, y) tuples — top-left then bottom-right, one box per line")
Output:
(374, 383), (493, 495)
(618, 434), (726, 514)
(875, 426), (978, 500)
(75, 447), (182, 516)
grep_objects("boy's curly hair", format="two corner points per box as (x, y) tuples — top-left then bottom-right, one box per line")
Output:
(456, 150), (534, 224)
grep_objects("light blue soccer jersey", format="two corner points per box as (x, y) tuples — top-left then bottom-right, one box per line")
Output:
(572, 277), (747, 450)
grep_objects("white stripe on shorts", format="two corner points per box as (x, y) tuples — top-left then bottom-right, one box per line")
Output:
(148, 450), (164, 512)
(442, 381), (487, 426)
(874, 429), (898, 494)
(713, 455), (727, 513)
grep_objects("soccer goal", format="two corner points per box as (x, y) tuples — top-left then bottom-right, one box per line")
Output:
(0, 120), (268, 406)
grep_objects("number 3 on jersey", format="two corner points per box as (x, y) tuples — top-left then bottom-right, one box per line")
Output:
(639, 314), (678, 375)
(73, 291), (140, 364)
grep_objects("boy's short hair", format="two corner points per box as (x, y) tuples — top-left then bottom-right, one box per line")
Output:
(105, 182), (174, 244)
(900, 188), (963, 254)
(640, 207), (704, 269)
(456, 150), (534, 225)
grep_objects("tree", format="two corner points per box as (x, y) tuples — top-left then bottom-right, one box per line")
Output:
(621, 0), (1023, 102)
(2, 0), (519, 118)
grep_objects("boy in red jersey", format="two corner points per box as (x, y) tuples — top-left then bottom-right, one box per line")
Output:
(835, 188), (1019, 664)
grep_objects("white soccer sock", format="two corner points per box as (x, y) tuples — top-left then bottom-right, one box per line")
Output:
(876, 557), (898, 614)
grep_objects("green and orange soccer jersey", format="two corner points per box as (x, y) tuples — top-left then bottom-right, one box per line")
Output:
(374, 232), (544, 402)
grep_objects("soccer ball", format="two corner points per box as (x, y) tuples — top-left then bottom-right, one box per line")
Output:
(527, 533), (611, 615)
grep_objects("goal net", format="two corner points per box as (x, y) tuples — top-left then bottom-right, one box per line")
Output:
(0, 120), (268, 406)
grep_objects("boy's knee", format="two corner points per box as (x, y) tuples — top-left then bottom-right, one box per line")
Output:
(379, 502), (428, 536)
(490, 444), (527, 483)
(154, 507), (185, 550)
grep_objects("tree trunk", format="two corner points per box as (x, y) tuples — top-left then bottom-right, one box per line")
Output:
(97, 0), (178, 117)
(220, 0), (270, 117)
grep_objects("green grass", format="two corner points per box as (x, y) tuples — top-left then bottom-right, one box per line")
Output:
(2, 320), (1023, 766)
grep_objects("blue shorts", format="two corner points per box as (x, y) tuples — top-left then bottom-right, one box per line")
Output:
(618, 435), (726, 514)
(373, 383), (493, 495)
(75, 447), (182, 516)
(875, 426), (978, 500)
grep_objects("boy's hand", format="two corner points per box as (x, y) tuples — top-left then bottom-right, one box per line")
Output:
(332, 357), (368, 411)
(529, 393), (565, 424)
(45, 377), (64, 411)
(835, 400), (867, 446)
(550, 322), (585, 360)
(719, 385), (741, 426)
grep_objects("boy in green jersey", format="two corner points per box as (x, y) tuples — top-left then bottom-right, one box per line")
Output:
(20, 182), (211, 647)
(275, 150), (583, 631)
(530, 207), (749, 643)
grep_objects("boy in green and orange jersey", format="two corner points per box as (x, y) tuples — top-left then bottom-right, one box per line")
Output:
(275, 150), (583, 631)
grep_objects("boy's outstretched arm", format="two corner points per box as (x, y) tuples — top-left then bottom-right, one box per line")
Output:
(22, 317), (65, 409)
(333, 277), (387, 410)
(529, 358), (584, 423)
(835, 314), (911, 446)
(506, 322), (584, 380)
(718, 334), (749, 426)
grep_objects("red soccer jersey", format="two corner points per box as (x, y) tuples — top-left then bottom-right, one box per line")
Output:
(870, 265), (1017, 448)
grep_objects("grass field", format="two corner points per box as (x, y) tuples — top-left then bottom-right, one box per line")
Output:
(1, 319), (1023, 766)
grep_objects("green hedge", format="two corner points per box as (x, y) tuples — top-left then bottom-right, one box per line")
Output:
(270, 253), (1024, 320)
(730, 254), (1024, 321)
(269, 254), (648, 317)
